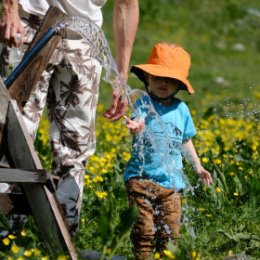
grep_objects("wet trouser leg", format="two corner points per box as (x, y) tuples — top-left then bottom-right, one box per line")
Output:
(125, 178), (181, 260)
(0, 17), (102, 236)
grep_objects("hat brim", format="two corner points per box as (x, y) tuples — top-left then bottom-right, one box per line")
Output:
(131, 64), (195, 94)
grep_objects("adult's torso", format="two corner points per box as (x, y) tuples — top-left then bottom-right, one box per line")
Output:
(18, 0), (107, 27)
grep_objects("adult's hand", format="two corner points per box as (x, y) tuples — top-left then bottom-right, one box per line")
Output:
(0, 0), (25, 47)
(103, 85), (128, 121)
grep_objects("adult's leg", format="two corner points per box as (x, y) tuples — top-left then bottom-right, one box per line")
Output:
(47, 38), (102, 236)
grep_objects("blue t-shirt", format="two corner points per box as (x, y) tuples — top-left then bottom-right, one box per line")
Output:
(124, 96), (196, 191)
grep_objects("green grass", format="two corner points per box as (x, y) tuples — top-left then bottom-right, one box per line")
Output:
(101, 0), (260, 115)
(0, 1), (259, 259)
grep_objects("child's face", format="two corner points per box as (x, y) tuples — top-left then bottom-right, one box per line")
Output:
(147, 74), (180, 98)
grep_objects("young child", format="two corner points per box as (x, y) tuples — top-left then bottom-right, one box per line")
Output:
(123, 43), (212, 260)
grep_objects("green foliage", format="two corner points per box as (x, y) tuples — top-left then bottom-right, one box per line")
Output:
(1, 0), (260, 259)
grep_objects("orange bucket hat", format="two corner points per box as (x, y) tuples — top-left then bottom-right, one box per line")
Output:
(131, 43), (195, 94)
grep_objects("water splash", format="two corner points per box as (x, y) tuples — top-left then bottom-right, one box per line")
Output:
(56, 16), (132, 98)
(55, 16), (191, 191)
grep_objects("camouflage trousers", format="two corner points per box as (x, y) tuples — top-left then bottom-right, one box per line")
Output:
(125, 178), (181, 260)
(0, 15), (102, 235)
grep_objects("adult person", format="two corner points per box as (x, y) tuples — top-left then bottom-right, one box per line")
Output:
(0, 0), (139, 236)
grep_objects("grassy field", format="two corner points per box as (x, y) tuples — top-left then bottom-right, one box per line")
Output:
(0, 1), (260, 260)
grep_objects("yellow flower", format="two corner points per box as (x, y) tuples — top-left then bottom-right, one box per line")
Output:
(2, 237), (10, 246)
(96, 191), (108, 199)
(233, 192), (239, 196)
(254, 91), (260, 99)
(163, 249), (175, 259)
(215, 187), (222, 193)
(24, 250), (33, 257)
(213, 158), (221, 165)
(228, 250), (234, 256)
(21, 228), (27, 237)
(8, 234), (16, 240)
(229, 172), (235, 177)
(191, 250), (196, 258)
(181, 197), (187, 205)
(17, 257), (24, 260)
(11, 243), (20, 254)
(33, 248), (41, 256)
(101, 168), (108, 174)
(122, 151), (131, 161)
(93, 175), (104, 183)
(202, 157), (209, 163)
(191, 250), (201, 260)
(198, 207), (206, 212)
(154, 252), (161, 259)
(57, 255), (69, 260)
(41, 256), (49, 260)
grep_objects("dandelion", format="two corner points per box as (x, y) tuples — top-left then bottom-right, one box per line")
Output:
(93, 175), (104, 183)
(24, 250), (33, 257)
(21, 228), (27, 237)
(101, 168), (108, 174)
(233, 192), (239, 196)
(11, 243), (20, 254)
(215, 187), (222, 193)
(202, 157), (209, 163)
(105, 133), (113, 142)
(33, 248), (41, 256)
(181, 197), (187, 205)
(191, 250), (201, 260)
(163, 249), (175, 259)
(84, 175), (92, 186)
(154, 252), (161, 259)
(191, 250), (197, 259)
(213, 158), (221, 165)
(122, 151), (131, 161)
(96, 191), (108, 199)
(228, 250), (234, 256)
(8, 234), (16, 240)
(2, 237), (10, 246)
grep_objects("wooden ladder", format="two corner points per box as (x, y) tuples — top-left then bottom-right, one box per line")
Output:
(0, 7), (77, 260)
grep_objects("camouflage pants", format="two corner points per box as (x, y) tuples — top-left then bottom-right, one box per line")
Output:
(0, 15), (102, 235)
(125, 178), (181, 260)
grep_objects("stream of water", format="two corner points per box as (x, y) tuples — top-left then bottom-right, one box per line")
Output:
(55, 16), (194, 193)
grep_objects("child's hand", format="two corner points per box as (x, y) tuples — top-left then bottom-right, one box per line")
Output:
(195, 165), (212, 186)
(123, 116), (145, 134)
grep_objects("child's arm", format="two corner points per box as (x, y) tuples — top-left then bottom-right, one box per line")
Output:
(182, 139), (212, 186)
(123, 116), (145, 134)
